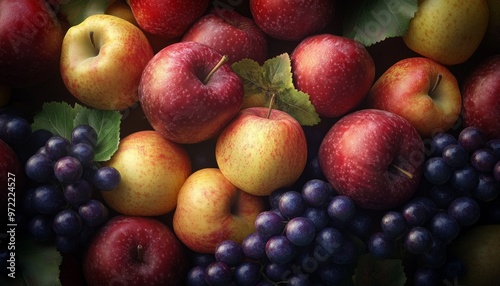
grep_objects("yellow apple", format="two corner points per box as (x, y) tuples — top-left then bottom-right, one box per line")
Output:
(173, 168), (266, 253)
(403, 0), (489, 65)
(101, 130), (191, 216)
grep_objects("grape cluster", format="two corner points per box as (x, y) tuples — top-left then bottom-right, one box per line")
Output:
(186, 179), (369, 285)
(4, 117), (122, 254)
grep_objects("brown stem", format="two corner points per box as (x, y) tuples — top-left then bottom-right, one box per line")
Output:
(266, 93), (276, 119)
(391, 164), (414, 179)
(203, 55), (228, 84)
(136, 244), (144, 262)
(429, 73), (442, 96)
(89, 31), (99, 55)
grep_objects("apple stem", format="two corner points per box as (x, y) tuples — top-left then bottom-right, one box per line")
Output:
(89, 31), (98, 55)
(203, 55), (229, 84)
(266, 93), (276, 119)
(391, 164), (414, 179)
(136, 244), (144, 262)
(430, 73), (443, 95)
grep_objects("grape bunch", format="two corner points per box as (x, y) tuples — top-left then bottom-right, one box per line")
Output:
(15, 122), (121, 254)
(186, 179), (370, 285)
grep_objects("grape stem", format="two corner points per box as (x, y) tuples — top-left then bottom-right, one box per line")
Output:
(203, 55), (228, 84)
(266, 93), (276, 119)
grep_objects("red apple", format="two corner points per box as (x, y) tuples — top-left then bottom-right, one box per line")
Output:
(291, 34), (375, 118)
(128, 0), (210, 39)
(0, 0), (64, 87)
(173, 168), (266, 253)
(461, 55), (500, 140)
(83, 215), (188, 286)
(318, 109), (425, 210)
(364, 57), (462, 138)
(0, 139), (22, 233)
(182, 8), (268, 64)
(139, 41), (244, 144)
(249, 0), (335, 41)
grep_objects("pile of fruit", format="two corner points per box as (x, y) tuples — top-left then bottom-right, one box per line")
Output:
(1, 0), (499, 285)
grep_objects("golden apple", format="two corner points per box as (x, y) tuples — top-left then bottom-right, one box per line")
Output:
(403, 0), (489, 65)
(101, 130), (191, 216)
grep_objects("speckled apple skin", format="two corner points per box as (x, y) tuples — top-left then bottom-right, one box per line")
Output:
(319, 109), (425, 210)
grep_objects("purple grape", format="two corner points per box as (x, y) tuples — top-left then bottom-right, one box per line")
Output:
(423, 157), (452, 185)
(53, 209), (82, 237)
(442, 144), (468, 168)
(449, 165), (479, 194)
(28, 215), (55, 241)
(428, 212), (460, 243)
(204, 261), (232, 286)
(486, 138), (500, 160)
(264, 262), (290, 282)
(191, 253), (216, 268)
(78, 199), (109, 228)
(1, 116), (31, 145)
(381, 211), (407, 238)
(315, 227), (344, 256)
(25, 153), (54, 183)
(71, 124), (98, 147)
(430, 133), (458, 157)
(413, 267), (440, 286)
(317, 263), (349, 285)
(448, 196), (481, 226)
(266, 235), (295, 265)
(427, 185), (456, 209)
(420, 238), (447, 268)
(63, 179), (93, 207)
(285, 217), (316, 246)
(347, 210), (374, 240)
(494, 161), (500, 182)
(402, 200), (430, 226)
(288, 274), (309, 286)
(368, 232), (394, 259)
(254, 211), (285, 240)
(54, 156), (83, 184)
(55, 234), (81, 254)
(233, 261), (261, 286)
(69, 143), (95, 167)
(330, 237), (359, 264)
(241, 232), (267, 261)
(186, 266), (209, 286)
(404, 226), (433, 255)
(303, 207), (329, 232)
(45, 136), (70, 161)
(327, 195), (356, 228)
(301, 179), (333, 207)
(473, 174), (500, 202)
(33, 184), (65, 214)
(92, 166), (121, 191)
(470, 148), (497, 172)
(214, 240), (243, 267)
(458, 126), (487, 152)
(278, 191), (305, 219)
(269, 188), (288, 209)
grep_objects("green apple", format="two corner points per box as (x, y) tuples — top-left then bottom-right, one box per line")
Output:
(451, 224), (500, 286)
(215, 107), (308, 196)
(60, 14), (154, 110)
(101, 130), (191, 216)
(173, 168), (266, 253)
(403, 0), (489, 65)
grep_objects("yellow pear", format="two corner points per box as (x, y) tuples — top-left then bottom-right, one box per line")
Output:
(403, 0), (489, 65)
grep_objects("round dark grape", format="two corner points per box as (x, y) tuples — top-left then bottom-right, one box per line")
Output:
(33, 184), (65, 214)
(1, 116), (31, 145)
(317, 263), (349, 285)
(204, 261), (232, 286)
(191, 253), (216, 268)
(448, 196), (481, 227)
(404, 226), (433, 255)
(28, 215), (55, 241)
(55, 235), (81, 254)
(381, 211), (407, 238)
(186, 266), (208, 286)
(413, 267), (440, 286)
(265, 235), (295, 265)
(54, 156), (83, 184)
(92, 166), (121, 191)
(78, 199), (109, 228)
(264, 262), (290, 282)
(269, 188), (288, 209)
(254, 210), (285, 240)
(494, 161), (500, 182)
(330, 237), (359, 265)
(327, 195), (356, 227)
(430, 132), (458, 157)
(420, 238), (447, 268)
(423, 157), (452, 185)
(63, 179), (93, 207)
(303, 207), (329, 232)
(442, 144), (468, 168)
(53, 209), (82, 237)
(315, 227), (344, 256)
(214, 240), (243, 267)
(427, 184), (456, 209)
(470, 148), (497, 172)
(241, 232), (267, 261)
(285, 217), (316, 246)
(71, 124), (98, 147)
(458, 126), (487, 152)
(288, 274), (309, 286)
(449, 165), (479, 194)
(301, 179), (333, 207)
(473, 174), (500, 202)
(233, 261), (261, 286)
(45, 136), (70, 161)
(25, 153), (54, 183)
(278, 191), (305, 219)
(69, 143), (95, 167)
(368, 232), (394, 259)
(347, 210), (374, 240)
(486, 138), (500, 160)
(429, 212), (460, 243)
(402, 200), (430, 226)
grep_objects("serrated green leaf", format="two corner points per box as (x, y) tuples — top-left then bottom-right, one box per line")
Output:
(31, 102), (75, 139)
(59, 0), (116, 26)
(274, 89), (321, 126)
(74, 104), (121, 162)
(232, 58), (267, 98)
(17, 236), (63, 286)
(342, 0), (418, 46)
(262, 53), (294, 92)
(352, 254), (406, 286)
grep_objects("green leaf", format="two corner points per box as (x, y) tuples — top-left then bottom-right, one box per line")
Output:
(31, 102), (75, 139)
(352, 254), (406, 286)
(59, 0), (117, 26)
(17, 236), (63, 286)
(74, 104), (121, 162)
(342, 0), (418, 46)
(232, 54), (321, 126)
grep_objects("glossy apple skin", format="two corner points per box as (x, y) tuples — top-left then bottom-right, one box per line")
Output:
(101, 131), (191, 216)
(462, 55), (500, 140)
(216, 107), (308, 196)
(182, 8), (268, 64)
(403, 0), (489, 65)
(173, 168), (266, 253)
(60, 14), (154, 110)
(128, 0), (210, 39)
(364, 57), (462, 138)
(83, 216), (188, 286)
(249, 0), (335, 41)
(291, 34), (375, 118)
(0, 139), (22, 233)
(139, 41), (244, 144)
(0, 0), (64, 87)
(319, 109), (425, 210)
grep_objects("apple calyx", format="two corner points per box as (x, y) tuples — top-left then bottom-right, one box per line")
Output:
(429, 74), (443, 97)
(390, 164), (414, 179)
(136, 244), (144, 263)
(203, 55), (229, 84)
(89, 31), (99, 56)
